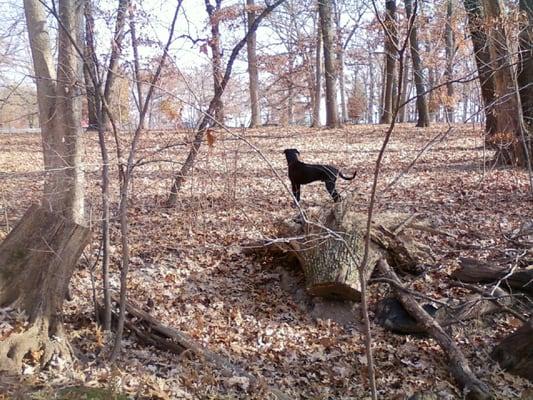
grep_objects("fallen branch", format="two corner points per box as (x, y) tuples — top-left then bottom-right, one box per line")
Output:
(103, 297), (291, 400)
(377, 259), (492, 400)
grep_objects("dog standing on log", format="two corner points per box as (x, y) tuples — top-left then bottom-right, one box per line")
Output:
(283, 148), (356, 203)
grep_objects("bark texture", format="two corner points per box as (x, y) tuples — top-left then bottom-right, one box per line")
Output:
(380, 0), (397, 124)
(405, 0), (429, 127)
(0, 205), (90, 371)
(246, 0), (260, 128)
(318, 0), (339, 128)
(518, 0), (533, 127)
(206, 0), (225, 126)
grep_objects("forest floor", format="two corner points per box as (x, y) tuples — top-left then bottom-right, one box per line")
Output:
(0, 124), (532, 399)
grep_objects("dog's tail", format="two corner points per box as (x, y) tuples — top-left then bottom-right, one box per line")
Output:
(339, 170), (357, 180)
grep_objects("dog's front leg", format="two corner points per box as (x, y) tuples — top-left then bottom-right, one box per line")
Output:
(291, 182), (301, 203)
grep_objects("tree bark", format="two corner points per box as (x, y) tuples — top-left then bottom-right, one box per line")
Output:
(206, 0), (225, 126)
(311, 16), (322, 128)
(452, 257), (533, 295)
(518, 0), (533, 128)
(0, 206), (90, 371)
(491, 319), (533, 381)
(102, 0), (130, 129)
(367, 51), (375, 123)
(318, 0), (339, 128)
(445, 0), (455, 123)
(463, 0), (498, 134)
(380, 0), (397, 124)
(0, 0), (88, 372)
(398, 53), (410, 122)
(246, 0), (260, 128)
(83, 2), (99, 130)
(405, 0), (429, 127)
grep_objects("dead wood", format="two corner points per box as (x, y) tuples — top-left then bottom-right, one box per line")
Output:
(103, 297), (291, 400)
(491, 318), (533, 382)
(376, 285), (512, 335)
(269, 207), (434, 301)
(453, 258), (533, 295)
(377, 259), (492, 400)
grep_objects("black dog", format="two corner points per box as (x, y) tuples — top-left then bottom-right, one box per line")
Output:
(283, 148), (356, 202)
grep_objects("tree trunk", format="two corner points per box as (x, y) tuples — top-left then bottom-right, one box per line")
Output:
(398, 53), (410, 122)
(463, 0), (498, 134)
(206, 0), (225, 126)
(102, 0), (130, 129)
(0, 0), (88, 372)
(518, 0), (533, 128)
(445, 0), (455, 123)
(318, 0), (339, 128)
(405, 0), (429, 127)
(380, 0), (397, 124)
(246, 0), (260, 128)
(0, 206), (90, 371)
(83, 2), (99, 131)
(491, 319), (533, 381)
(311, 18), (322, 128)
(482, 0), (527, 165)
(367, 51), (375, 123)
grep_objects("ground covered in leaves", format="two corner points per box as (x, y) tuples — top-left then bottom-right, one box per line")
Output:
(0, 124), (532, 399)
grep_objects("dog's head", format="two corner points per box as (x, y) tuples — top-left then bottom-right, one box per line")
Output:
(283, 148), (300, 163)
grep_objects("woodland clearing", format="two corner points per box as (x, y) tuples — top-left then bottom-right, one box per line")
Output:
(0, 124), (531, 399)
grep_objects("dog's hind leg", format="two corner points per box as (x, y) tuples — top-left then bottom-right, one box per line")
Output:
(325, 180), (340, 202)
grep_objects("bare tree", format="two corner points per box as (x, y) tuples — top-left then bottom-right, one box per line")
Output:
(404, 0), (429, 127)
(0, 0), (91, 371)
(380, 0), (397, 124)
(445, 0), (455, 123)
(318, 0), (339, 127)
(167, 0), (286, 206)
(247, 0), (260, 127)
(205, 0), (225, 126)
(311, 13), (322, 127)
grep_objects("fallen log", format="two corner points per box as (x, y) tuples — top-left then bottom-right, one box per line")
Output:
(376, 285), (513, 335)
(452, 258), (533, 295)
(103, 298), (291, 400)
(491, 319), (533, 382)
(269, 205), (433, 301)
(377, 259), (492, 400)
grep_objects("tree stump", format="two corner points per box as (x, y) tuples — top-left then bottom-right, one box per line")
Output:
(274, 204), (434, 301)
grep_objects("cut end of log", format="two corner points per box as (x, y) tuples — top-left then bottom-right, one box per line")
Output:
(307, 282), (361, 302)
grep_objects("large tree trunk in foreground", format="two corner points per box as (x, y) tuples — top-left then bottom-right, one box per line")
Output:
(0, 206), (90, 371)
(405, 0), (429, 127)
(274, 208), (433, 301)
(380, 0), (397, 125)
(319, 0), (339, 128)
(378, 259), (492, 400)
(0, 0), (89, 373)
(491, 319), (533, 381)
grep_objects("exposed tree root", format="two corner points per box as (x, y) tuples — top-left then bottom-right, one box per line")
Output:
(0, 318), (73, 373)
